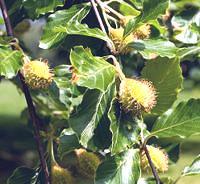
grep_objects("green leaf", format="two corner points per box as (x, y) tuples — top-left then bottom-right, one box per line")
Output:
(178, 46), (200, 60)
(124, 0), (169, 37)
(39, 3), (91, 49)
(182, 155), (200, 176)
(119, 1), (140, 16)
(58, 128), (80, 159)
(141, 57), (183, 114)
(69, 81), (116, 148)
(22, 0), (64, 19)
(109, 100), (140, 155)
(70, 46), (116, 92)
(128, 39), (178, 59)
(151, 99), (200, 139)
(51, 65), (83, 117)
(95, 149), (141, 184)
(0, 48), (23, 79)
(7, 167), (40, 184)
(54, 22), (113, 47)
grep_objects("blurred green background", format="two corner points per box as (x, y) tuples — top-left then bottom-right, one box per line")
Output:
(0, 80), (200, 183)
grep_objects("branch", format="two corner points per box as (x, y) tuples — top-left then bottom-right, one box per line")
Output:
(91, 2), (162, 183)
(90, 0), (115, 52)
(143, 143), (162, 184)
(0, 1), (50, 183)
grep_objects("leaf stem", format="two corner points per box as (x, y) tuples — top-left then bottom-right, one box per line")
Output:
(0, 1), (50, 183)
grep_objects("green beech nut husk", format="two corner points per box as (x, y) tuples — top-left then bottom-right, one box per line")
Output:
(22, 60), (53, 89)
(51, 164), (74, 184)
(119, 78), (157, 114)
(75, 148), (101, 179)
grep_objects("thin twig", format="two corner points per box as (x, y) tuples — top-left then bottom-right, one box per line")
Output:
(89, 0), (115, 52)
(0, 1), (50, 183)
(143, 143), (162, 184)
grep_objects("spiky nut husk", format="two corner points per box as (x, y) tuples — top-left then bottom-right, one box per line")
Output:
(141, 145), (168, 173)
(133, 24), (151, 40)
(22, 60), (53, 89)
(119, 78), (157, 114)
(51, 164), (74, 184)
(109, 28), (133, 54)
(75, 148), (101, 179)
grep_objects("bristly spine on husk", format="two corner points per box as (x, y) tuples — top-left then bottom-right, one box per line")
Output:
(119, 78), (157, 115)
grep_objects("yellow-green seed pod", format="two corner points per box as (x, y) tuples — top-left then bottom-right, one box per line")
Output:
(109, 27), (133, 54)
(133, 24), (151, 40)
(141, 145), (169, 173)
(119, 78), (157, 114)
(75, 149), (101, 179)
(22, 60), (53, 89)
(51, 164), (74, 184)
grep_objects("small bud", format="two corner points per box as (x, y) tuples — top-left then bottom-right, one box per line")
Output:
(51, 164), (74, 184)
(109, 27), (133, 54)
(141, 145), (169, 173)
(75, 149), (101, 179)
(119, 78), (157, 114)
(22, 60), (53, 89)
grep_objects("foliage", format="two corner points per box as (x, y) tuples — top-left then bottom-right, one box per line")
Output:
(0, 0), (200, 183)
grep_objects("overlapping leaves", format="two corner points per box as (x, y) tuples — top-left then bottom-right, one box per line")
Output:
(124, 0), (169, 37)
(40, 3), (112, 49)
(40, 3), (91, 49)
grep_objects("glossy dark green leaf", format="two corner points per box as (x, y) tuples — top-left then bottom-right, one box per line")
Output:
(141, 57), (183, 114)
(0, 48), (23, 79)
(69, 81), (116, 148)
(70, 46), (116, 92)
(53, 22), (113, 47)
(95, 149), (141, 184)
(58, 128), (80, 159)
(128, 39), (178, 59)
(151, 99), (200, 139)
(39, 3), (91, 49)
(109, 100), (140, 155)
(124, 0), (169, 37)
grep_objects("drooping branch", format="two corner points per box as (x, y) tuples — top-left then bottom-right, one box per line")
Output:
(90, 1), (162, 184)
(0, 1), (50, 183)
